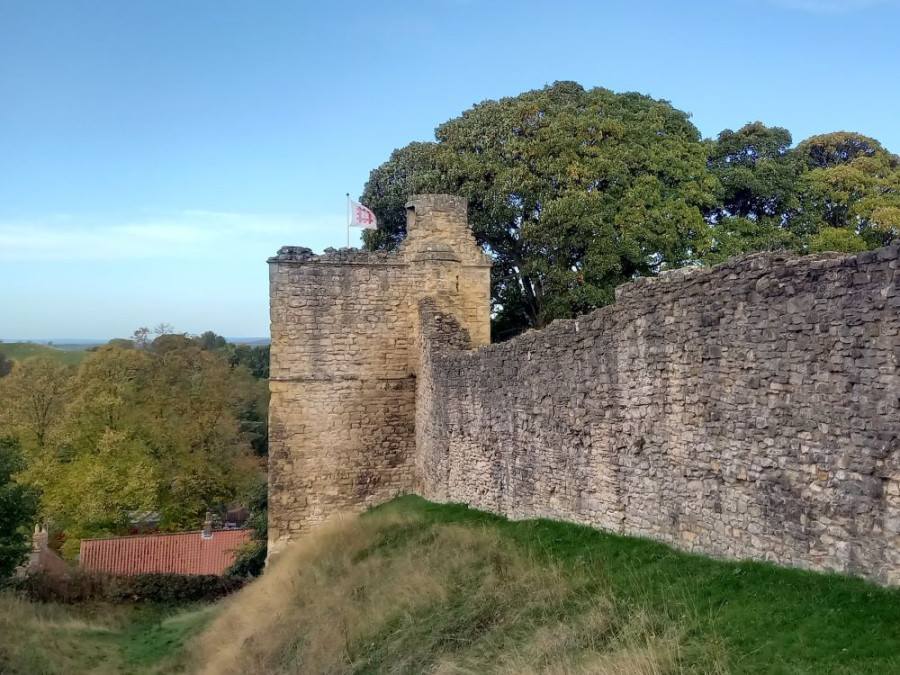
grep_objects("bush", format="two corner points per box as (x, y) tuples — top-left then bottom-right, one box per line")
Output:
(227, 479), (268, 579)
(15, 570), (244, 604)
(13, 570), (110, 604)
(0, 438), (39, 583)
(227, 541), (267, 579)
(110, 573), (244, 603)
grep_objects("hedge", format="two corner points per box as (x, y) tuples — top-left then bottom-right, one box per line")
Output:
(15, 570), (245, 604)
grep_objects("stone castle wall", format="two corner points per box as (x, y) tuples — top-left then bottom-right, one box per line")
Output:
(416, 244), (900, 584)
(269, 193), (900, 584)
(267, 195), (490, 553)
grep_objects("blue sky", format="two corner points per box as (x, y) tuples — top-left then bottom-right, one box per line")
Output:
(1, 0), (898, 339)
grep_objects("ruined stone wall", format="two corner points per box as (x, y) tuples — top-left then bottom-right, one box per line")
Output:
(417, 244), (900, 584)
(268, 195), (490, 553)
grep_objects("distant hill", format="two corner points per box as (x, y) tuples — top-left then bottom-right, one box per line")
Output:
(0, 337), (270, 368)
(0, 341), (88, 366)
(17, 338), (108, 349)
(226, 337), (271, 346)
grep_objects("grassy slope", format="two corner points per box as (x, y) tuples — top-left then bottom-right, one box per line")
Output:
(3, 497), (898, 674)
(0, 341), (88, 366)
(188, 496), (900, 675)
(0, 596), (213, 675)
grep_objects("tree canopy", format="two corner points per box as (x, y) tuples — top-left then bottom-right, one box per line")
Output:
(0, 437), (38, 581)
(703, 122), (802, 263)
(364, 82), (716, 333)
(0, 332), (268, 557)
(361, 83), (899, 337)
(361, 141), (444, 252)
(792, 132), (900, 252)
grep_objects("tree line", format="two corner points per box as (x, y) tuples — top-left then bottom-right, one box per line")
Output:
(0, 330), (269, 567)
(360, 81), (899, 338)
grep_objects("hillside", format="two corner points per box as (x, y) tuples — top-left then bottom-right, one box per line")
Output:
(0, 595), (211, 674)
(3, 496), (899, 674)
(188, 496), (900, 674)
(0, 341), (88, 366)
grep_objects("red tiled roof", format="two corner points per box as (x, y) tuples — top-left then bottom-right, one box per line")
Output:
(80, 529), (251, 576)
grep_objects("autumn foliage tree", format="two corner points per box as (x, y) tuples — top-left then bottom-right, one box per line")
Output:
(0, 357), (72, 449)
(0, 335), (265, 557)
(0, 438), (38, 581)
(792, 132), (900, 252)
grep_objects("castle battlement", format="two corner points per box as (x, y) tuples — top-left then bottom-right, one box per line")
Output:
(266, 195), (491, 553)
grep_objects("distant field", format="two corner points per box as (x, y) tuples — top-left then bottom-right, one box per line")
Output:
(0, 337), (269, 370)
(226, 337), (271, 346)
(0, 341), (89, 366)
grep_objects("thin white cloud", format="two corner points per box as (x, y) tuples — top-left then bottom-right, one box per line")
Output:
(0, 210), (337, 262)
(764, 0), (896, 11)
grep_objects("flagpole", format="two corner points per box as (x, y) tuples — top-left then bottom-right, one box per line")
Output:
(346, 193), (350, 248)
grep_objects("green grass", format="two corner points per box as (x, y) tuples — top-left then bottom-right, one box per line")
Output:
(187, 497), (900, 674)
(0, 341), (89, 366)
(371, 497), (900, 674)
(5, 498), (900, 674)
(0, 595), (215, 674)
(119, 605), (216, 669)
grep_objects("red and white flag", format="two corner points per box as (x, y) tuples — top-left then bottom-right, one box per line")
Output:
(349, 199), (378, 229)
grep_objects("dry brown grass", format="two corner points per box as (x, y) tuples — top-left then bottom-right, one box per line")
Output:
(6, 496), (899, 673)
(0, 593), (128, 674)
(187, 511), (717, 675)
(193, 512), (441, 674)
(0, 592), (215, 675)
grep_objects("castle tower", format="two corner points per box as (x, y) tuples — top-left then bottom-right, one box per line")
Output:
(267, 195), (491, 554)
(399, 194), (491, 347)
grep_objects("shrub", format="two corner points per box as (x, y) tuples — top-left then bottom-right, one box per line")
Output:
(227, 541), (266, 579)
(15, 570), (244, 604)
(110, 573), (244, 603)
(0, 438), (38, 583)
(226, 479), (268, 579)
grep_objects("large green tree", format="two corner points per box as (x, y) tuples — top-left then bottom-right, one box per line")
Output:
(0, 438), (38, 581)
(703, 122), (803, 263)
(361, 141), (446, 251)
(707, 122), (799, 221)
(704, 127), (900, 259)
(790, 132), (900, 252)
(4, 336), (263, 557)
(362, 81), (716, 334)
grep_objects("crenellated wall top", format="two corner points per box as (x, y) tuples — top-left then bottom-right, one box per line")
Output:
(268, 193), (492, 269)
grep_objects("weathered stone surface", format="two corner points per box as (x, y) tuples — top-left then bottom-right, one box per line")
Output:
(417, 242), (900, 585)
(270, 193), (900, 585)
(267, 195), (491, 554)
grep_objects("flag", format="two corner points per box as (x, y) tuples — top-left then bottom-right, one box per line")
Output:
(349, 199), (378, 229)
